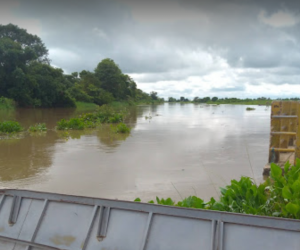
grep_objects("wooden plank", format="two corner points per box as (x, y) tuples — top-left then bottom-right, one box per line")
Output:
(280, 102), (290, 149)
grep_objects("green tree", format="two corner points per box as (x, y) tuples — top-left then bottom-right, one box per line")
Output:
(150, 91), (158, 100)
(26, 62), (75, 107)
(168, 97), (176, 102)
(212, 97), (218, 102)
(94, 58), (127, 99)
(0, 24), (75, 107)
(0, 23), (49, 64)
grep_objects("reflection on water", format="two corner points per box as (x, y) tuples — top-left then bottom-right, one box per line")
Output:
(0, 104), (270, 202)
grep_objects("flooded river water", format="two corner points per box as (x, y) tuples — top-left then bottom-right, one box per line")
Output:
(0, 103), (270, 202)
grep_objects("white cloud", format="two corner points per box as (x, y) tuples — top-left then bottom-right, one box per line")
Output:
(48, 48), (81, 73)
(259, 10), (300, 28)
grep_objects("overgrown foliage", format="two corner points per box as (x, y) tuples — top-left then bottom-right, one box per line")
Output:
(56, 105), (127, 130)
(0, 121), (23, 133)
(135, 161), (300, 219)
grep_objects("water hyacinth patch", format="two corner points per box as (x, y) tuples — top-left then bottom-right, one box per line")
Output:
(57, 118), (85, 130)
(110, 123), (131, 134)
(0, 121), (23, 133)
(56, 107), (126, 131)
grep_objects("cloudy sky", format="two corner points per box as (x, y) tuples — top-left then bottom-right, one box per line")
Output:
(1, 0), (300, 99)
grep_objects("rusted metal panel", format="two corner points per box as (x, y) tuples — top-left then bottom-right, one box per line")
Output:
(1, 189), (300, 250)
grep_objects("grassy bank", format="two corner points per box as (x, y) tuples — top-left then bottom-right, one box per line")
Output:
(75, 101), (99, 111)
(0, 97), (16, 109)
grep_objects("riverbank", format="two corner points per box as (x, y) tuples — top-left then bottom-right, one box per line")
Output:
(0, 97), (16, 109)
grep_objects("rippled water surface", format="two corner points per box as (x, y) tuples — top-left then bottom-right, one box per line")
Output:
(0, 104), (270, 201)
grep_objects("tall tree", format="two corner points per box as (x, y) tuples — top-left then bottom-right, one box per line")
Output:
(0, 24), (74, 107)
(94, 58), (127, 99)
(0, 23), (49, 64)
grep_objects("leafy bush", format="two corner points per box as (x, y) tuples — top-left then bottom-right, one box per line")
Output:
(57, 118), (85, 130)
(0, 121), (23, 133)
(246, 107), (255, 111)
(135, 160), (300, 219)
(111, 123), (131, 134)
(29, 123), (47, 132)
(108, 113), (123, 123)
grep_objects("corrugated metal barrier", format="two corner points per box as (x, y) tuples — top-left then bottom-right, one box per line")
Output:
(0, 189), (300, 250)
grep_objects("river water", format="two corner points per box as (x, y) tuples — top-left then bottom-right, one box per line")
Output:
(0, 103), (270, 202)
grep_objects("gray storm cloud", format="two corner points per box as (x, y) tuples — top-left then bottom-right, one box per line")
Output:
(1, 0), (300, 98)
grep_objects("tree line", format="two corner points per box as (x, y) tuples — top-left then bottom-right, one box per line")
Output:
(168, 96), (300, 103)
(0, 24), (162, 108)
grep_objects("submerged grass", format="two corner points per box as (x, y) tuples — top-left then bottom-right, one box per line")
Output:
(28, 123), (47, 132)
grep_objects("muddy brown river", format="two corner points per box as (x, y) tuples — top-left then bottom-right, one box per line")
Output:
(0, 103), (270, 202)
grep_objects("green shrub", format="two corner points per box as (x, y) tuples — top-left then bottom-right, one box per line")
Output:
(108, 113), (123, 123)
(0, 121), (23, 133)
(57, 118), (85, 130)
(246, 107), (255, 111)
(29, 123), (47, 132)
(111, 123), (131, 134)
(135, 160), (300, 219)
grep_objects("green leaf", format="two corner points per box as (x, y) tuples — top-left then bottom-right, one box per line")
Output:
(282, 186), (293, 200)
(286, 203), (300, 217)
(292, 180), (300, 193)
(270, 163), (282, 179)
(134, 198), (141, 202)
(148, 200), (154, 204)
(220, 187), (227, 196)
(156, 196), (160, 204)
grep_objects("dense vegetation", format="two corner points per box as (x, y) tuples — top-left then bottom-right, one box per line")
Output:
(0, 121), (22, 133)
(0, 97), (15, 109)
(0, 24), (162, 108)
(56, 105), (130, 133)
(135, 161), (300, 219)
